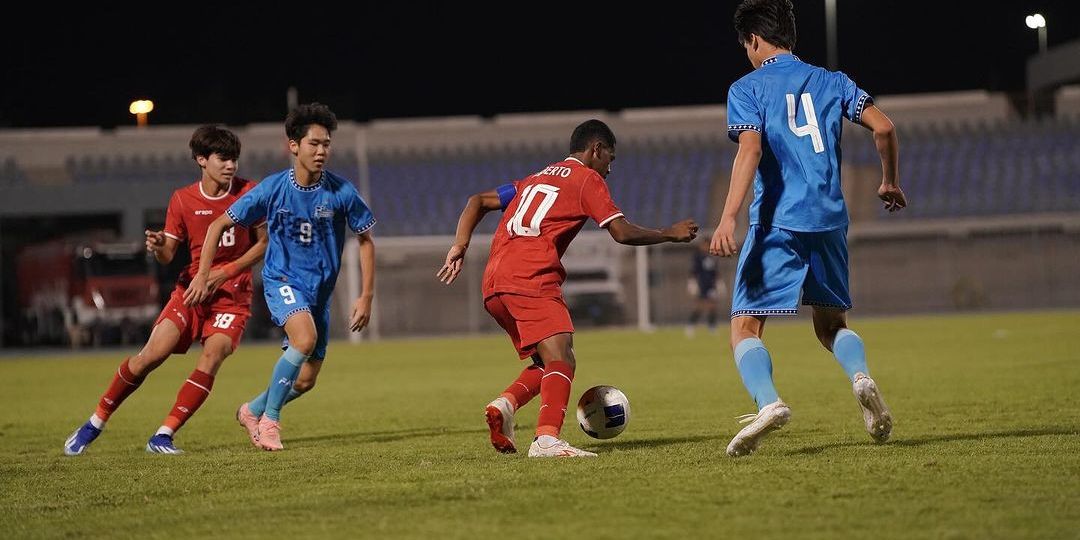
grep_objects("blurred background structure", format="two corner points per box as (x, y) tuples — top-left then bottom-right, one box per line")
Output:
(1, 2), (1078, 348)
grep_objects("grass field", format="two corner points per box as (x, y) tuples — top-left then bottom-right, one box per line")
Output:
(2, 310), (1079, 539)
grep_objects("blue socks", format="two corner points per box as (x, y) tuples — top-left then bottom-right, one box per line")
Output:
(733, 338), (780, 410)
(247, 388), (305, 417)
(257, 347), (309, 421)
(832, 329), (868, 381)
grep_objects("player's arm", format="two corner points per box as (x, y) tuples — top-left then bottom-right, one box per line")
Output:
(206, 223), (268, 292)
(349, 231), (376, 332)
(145, 229), (180, 265)
(710, 130), (762, 257)
(859, 105), (906, 212)
(437, 189), (505, 285)
(606, 217), (697, 246)
(183, 214), (234, 306)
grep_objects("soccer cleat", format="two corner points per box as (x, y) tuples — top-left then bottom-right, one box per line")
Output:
(145, 434), (184, 454)
(527, 436), (597, 458)
(257, 417), (283, 451)
(485, 397), (517, 454)
(726, 399), (791, 457)
(236, 402), (261, 448)
(853, 373), (893, 443)
(63, 421), (102, 456)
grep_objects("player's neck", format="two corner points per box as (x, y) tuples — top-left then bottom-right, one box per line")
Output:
(757, 47), (792, 66)
(200, 176), (229, 197)
(293, 167), (320, 186)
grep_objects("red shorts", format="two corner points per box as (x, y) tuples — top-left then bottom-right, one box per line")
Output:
(154, 288), (250, 354)
(484, 293), (574, 359)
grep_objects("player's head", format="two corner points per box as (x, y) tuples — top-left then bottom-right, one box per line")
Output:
(569, 119), (617, 178)
(286, 103), (338, 174)
(734, 0), (797, 69)
(189, 124), (240, 185)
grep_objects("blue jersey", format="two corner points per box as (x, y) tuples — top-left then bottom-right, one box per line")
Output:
(727, 53), (872, 232)
(226, 169), (376, 298)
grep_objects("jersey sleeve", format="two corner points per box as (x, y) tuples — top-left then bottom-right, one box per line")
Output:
(162, 192), (186, 242)
(226, 180), (270, 227)
(580, 174), (623, 228)
(838, 71), (873, 123)
(726, 79), (763, 142)
(344, 186), (376, 234)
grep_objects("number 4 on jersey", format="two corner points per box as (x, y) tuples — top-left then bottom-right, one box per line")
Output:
(787, 93), (825, 154)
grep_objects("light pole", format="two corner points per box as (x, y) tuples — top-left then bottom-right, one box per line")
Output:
(825, 0), (838, 69)
(1025, 13), (1047, 54)
(129, 99), (154, 127)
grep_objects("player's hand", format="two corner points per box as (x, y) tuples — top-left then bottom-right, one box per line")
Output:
(436, 244), (467, 285)
(183, 274), (211, 306)
(878, 182), (907, 212)
(349, 295), (373, 332)
(206, 267), (228, 294)
(710, 217), (738, 257)
(665, 219), (698, 243)
(145, 229), (166, 253)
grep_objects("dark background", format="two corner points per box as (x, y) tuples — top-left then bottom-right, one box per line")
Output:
(2, 1), (1077, 129)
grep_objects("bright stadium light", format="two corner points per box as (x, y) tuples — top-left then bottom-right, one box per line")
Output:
(1025, 13), (1047, 54)
(128, 99), (154, 127)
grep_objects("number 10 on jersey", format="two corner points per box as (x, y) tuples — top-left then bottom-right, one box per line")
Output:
(508, 184), (560, 237)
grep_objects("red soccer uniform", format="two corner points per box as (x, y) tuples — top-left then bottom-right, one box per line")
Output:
(483, 157), (623, 357)
(155, 178), (260, 352)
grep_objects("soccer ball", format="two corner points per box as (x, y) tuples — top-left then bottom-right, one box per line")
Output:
(576, 385), (631, 439)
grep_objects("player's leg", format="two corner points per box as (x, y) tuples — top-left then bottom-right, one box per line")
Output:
(64, 305), (189, 456)
(253, 311), (316, 451)
(802, 227), (891, 443)
(527, 332), (597, 457)
(147, 306), (244, 454)
(724, 225), (803, 457)
(482, 294), (542, 454)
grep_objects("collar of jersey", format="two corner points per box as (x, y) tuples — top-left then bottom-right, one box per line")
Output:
(289, 168), (324, 192)
(762, 53), (800, 67)
(565, 156), (584, 165)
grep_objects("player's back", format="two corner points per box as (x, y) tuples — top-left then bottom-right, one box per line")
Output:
(484, 157), (623, 299)
(727, 53), (872, 232)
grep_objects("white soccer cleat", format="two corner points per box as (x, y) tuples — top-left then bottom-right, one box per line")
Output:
(527, 435), (597, 458)
(485, 397), (517, 454)
(726, 399), (791, 457)
(853, 373), (892, 443)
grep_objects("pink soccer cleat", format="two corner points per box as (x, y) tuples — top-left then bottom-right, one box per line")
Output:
(257, 417), (283, 451)
(236, 403), (261, 448)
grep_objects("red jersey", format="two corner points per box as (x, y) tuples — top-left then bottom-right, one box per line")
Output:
(483, 157), (623, 299)
(163, 178), (259, 307)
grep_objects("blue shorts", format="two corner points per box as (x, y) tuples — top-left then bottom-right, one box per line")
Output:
(730, 225), (851, 318)
(263, 276), (332, 360)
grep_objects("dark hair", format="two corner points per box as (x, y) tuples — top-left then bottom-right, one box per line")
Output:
(569, 119), (617, 153)
(189, 124), (241, 161)
(734, 0), (797, 50)
(285, 102), (339, 142)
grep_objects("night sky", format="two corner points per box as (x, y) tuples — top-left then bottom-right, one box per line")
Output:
(3, 1), (1077, 129)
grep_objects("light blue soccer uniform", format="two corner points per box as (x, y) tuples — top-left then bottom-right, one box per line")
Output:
(726, 53), (872, 317)
(226, 168), (376, 358)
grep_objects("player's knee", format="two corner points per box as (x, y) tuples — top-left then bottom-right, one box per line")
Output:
(290, 335), (317, 356)
(130, 351), (167, 376)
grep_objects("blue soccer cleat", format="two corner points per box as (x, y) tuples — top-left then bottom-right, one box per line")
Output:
(145, 433), (184, 455)
(64, 421), (102, 456)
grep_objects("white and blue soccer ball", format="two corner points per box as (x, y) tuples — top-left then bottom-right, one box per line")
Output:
(576, 385), (631, 439)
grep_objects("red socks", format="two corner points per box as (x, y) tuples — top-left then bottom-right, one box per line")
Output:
(95, 358), (145, 421)
(499, 364), (545, 410)
(535, 361), (574, 438)
(163, 370), (215, 432)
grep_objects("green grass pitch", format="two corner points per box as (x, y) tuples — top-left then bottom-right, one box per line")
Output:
(2, 311), (1078, 539)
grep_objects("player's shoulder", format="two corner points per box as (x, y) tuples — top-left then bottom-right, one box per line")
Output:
(322, 170), (362, 198)
(232, 177), (257, 195)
